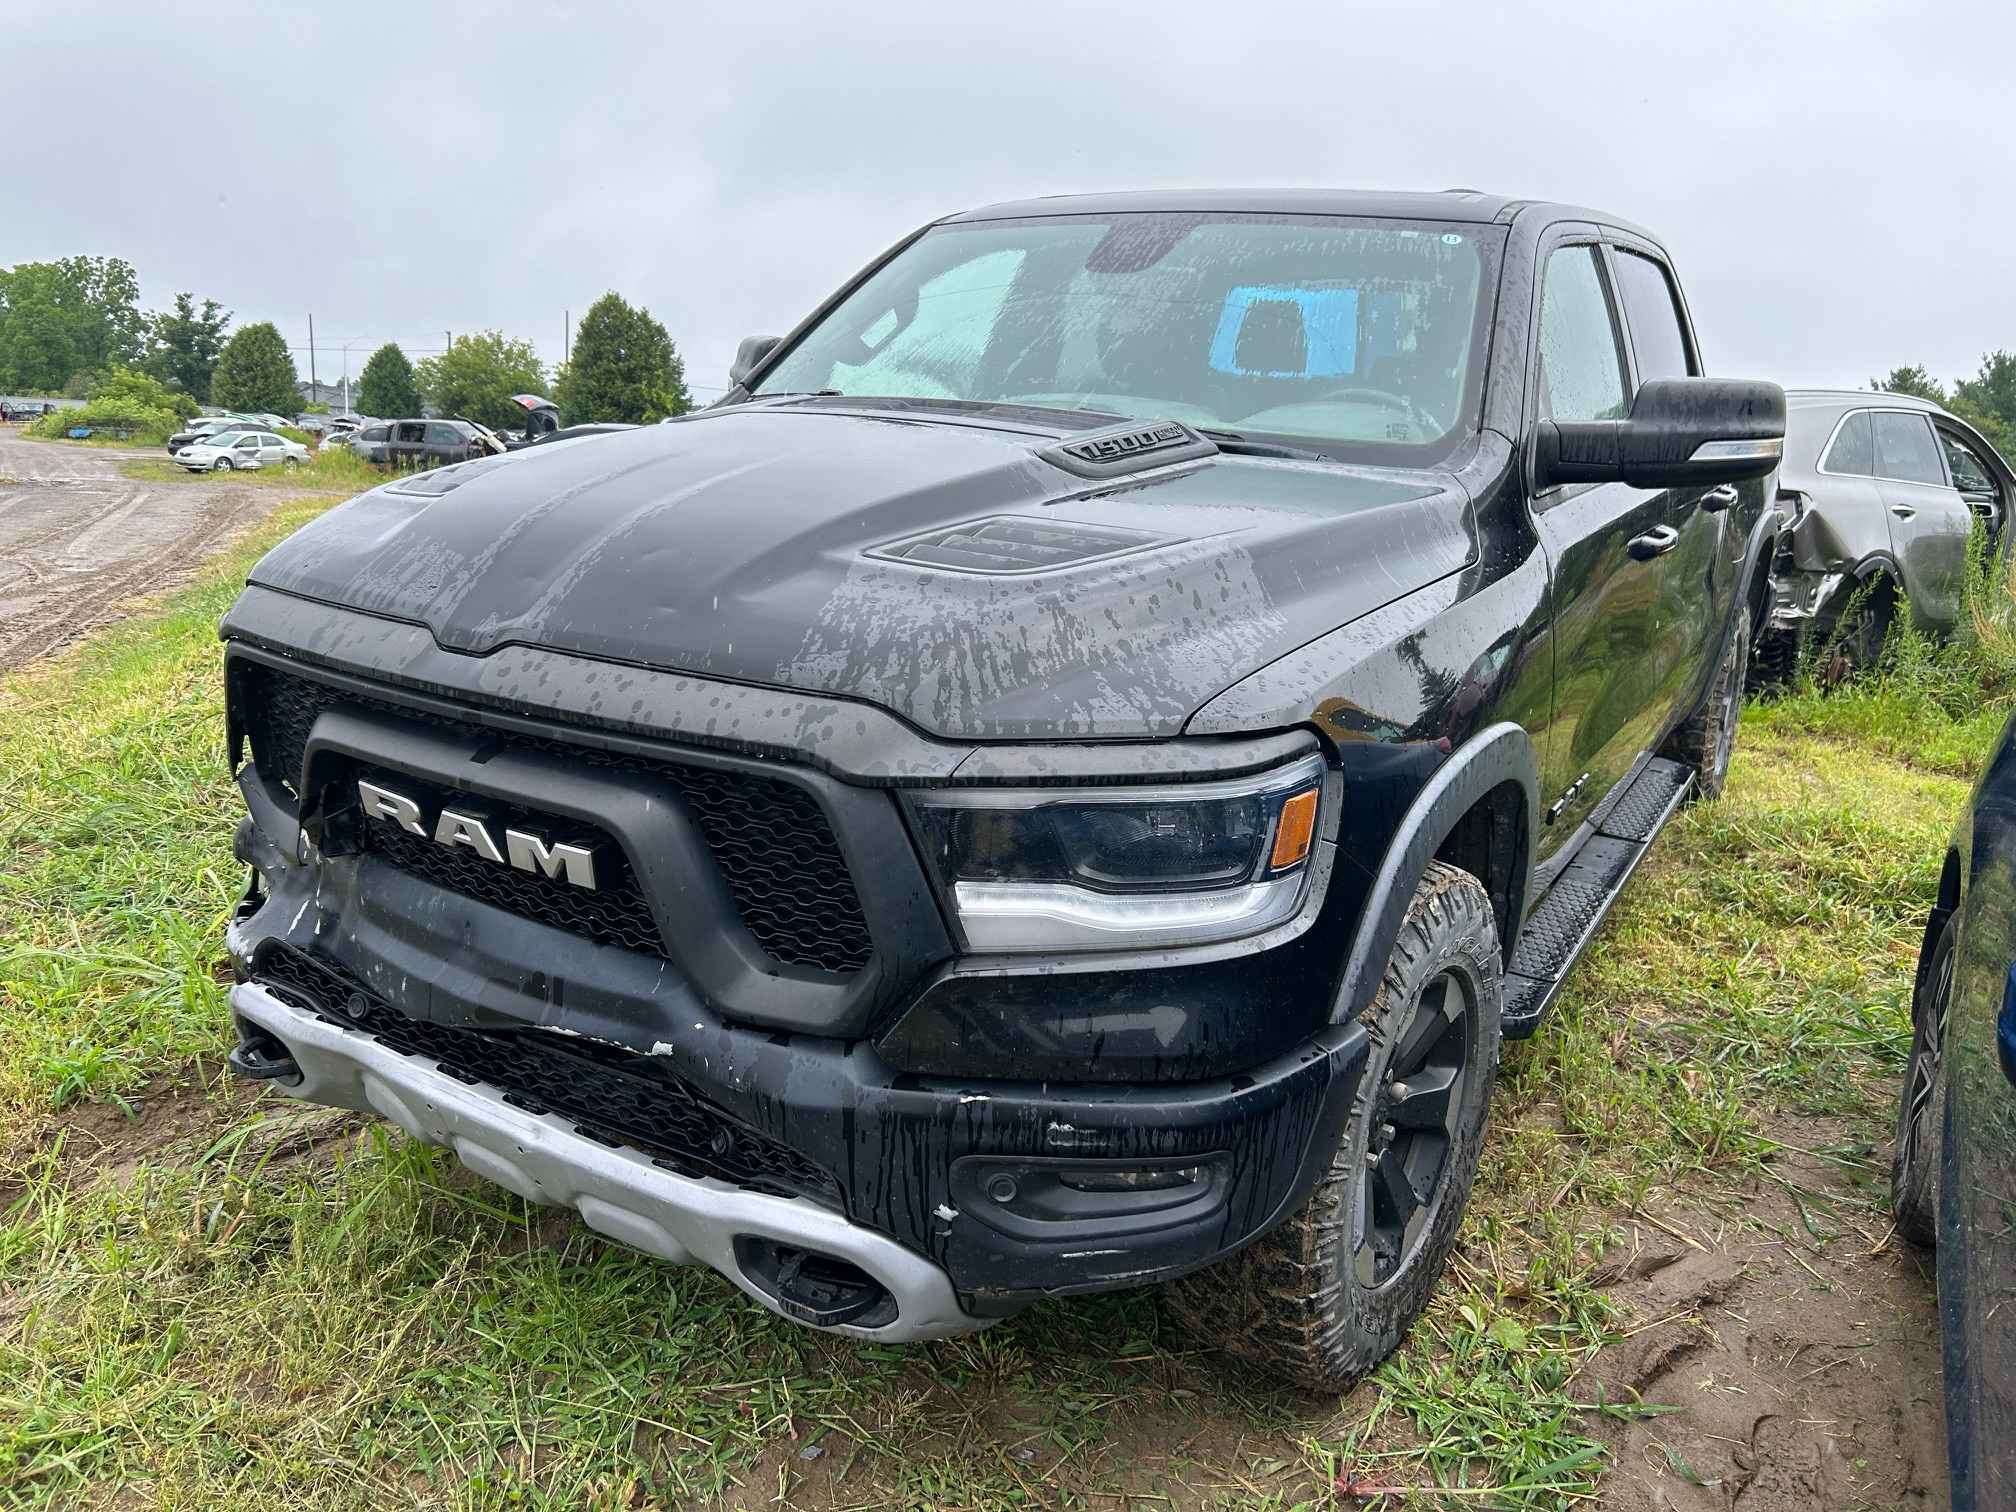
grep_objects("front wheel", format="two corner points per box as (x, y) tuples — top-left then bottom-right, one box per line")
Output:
(211, 456), (234, 472)
(1893, 916), (1954, 1247)
(1166, 860), (1503, 1391)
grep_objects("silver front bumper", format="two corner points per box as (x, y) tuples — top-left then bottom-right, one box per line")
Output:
(230, 982), (987, 1342)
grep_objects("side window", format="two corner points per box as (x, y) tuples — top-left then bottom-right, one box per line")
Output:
(363, 425), (388, 443)
(1941, 431), (1996, 494)
(1611, 250), (1695, 384)
(1873, 412), (1947, 486)
(1537, 247), (1627, 423)
(1821, 411), (1874, 475)
(396, 422), (427, 444)
(262, 435), (283, 449)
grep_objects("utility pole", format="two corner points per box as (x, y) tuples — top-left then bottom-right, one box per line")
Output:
(308, 313), (318, 405)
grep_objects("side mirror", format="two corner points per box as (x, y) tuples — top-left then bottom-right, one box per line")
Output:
(729, 334), (782, 388)
(1534, 377), (1786, 490)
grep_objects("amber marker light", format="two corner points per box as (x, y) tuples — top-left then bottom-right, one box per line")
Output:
(1270, 788), (1320, 872)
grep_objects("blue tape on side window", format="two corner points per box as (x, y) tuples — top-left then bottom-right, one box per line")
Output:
(1209, 286), (1358, 379)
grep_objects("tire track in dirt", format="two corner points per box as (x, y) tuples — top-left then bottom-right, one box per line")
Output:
(0, 431), (308, 673)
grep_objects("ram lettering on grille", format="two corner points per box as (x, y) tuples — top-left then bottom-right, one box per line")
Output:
(356, 779), (599, 891)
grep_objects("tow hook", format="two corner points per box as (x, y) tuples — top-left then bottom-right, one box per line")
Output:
(734, 1237), (894, 1328)
(228, 1017), (302, 1086)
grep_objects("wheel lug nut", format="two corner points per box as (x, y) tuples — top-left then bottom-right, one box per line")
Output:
(1379, 1123), (1396, 1145)
(1364, 1150), (1381, 1169)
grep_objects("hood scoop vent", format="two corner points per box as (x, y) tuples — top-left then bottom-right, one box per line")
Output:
(869, 516), (1174, 575)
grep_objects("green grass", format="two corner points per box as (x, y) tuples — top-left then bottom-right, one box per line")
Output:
(119, 448), (385, 493)
(1, 543), (2005, 1506)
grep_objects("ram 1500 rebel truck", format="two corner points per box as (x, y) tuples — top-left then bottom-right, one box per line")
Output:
(220, 190), (1785, 1388)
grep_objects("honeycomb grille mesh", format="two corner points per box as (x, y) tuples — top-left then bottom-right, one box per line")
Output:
(254, 943), (842, 1207)
(237, 662), (873, 973)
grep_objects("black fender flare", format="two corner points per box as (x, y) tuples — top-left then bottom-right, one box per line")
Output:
(1330, 721), (1540, 1024)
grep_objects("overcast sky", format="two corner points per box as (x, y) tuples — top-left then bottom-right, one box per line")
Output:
(5, 0), (2005, 403)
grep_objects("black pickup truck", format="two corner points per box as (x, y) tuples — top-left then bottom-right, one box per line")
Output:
(219, 190), (1784, 1388)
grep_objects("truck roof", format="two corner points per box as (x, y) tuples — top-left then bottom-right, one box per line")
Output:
(944, 188), (1656, 242)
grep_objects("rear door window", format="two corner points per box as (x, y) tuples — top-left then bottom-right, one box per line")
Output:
(1611, 250), (1695, 384)
(1822, 410), (1875, 475)
(1874, 411), (1947, 485)
(1537, 246), (1627, 423)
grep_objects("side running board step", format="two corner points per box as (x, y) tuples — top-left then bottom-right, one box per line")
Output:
(1502, 756), (1694, 1039)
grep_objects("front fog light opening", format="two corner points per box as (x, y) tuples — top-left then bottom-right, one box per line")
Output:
(910, 755), (1327, 953)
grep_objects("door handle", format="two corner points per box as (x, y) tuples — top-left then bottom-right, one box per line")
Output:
(1702, 484), (1739, 513)
(1890, 503), (1918, 519)
(1628, 525), (1680, 560)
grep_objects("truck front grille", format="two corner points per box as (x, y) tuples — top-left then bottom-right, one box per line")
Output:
(254, 943), (844, 1209)
(236, 662), (873, 974)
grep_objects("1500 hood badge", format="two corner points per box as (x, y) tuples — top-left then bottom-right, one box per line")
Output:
(356, 779), (599, 891)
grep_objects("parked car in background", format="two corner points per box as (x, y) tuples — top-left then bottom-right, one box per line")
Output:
(521, 422), (637, 448)
(1892, 712), (2016, 1511)
(173, 428), (309, 473)
(1, 399), (54, 422)
(167, 416), (260, 455)
(1758, 390), (2013, 679)
(346, 418), (506, 467)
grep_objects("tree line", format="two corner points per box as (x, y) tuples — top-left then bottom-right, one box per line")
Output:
(0, 255), (692, 431)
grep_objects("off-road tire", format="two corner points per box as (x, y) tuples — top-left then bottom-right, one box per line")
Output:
(1166, 861), (1503, 1392)
(1665, 613), (1749, 801)
(1893, 916), (1954, 1248)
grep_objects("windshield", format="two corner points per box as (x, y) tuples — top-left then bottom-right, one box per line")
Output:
(206, 431), (246, 446)
(753, 213), (1501, 459)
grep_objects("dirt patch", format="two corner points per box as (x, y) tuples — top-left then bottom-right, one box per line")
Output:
(0, 433), (308, 672)
(1587, 1125), (1946, 1511)
(3, 1068), (360, 1209)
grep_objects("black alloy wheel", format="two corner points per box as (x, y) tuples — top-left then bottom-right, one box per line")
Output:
(1355, 969), (1474, 1290)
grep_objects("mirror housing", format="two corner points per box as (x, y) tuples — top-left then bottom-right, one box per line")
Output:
(729, 334), (782, 389)
(1534, 377), (1786, 490)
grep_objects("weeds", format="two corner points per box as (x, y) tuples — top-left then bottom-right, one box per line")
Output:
(119, 447), (383, 493)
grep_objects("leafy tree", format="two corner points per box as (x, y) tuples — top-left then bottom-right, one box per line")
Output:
(0, 255), (145, 391)
(356, 341), (422, 418)
(144, 293), (232, 401)
(1873, 365), (1948, 405)
(211, 322), (300, 416)
(416, 332), (545, 433)
(24, 365), (195, 443)
(555, 292), (691, 423)
(93, 365), (199, 422)
(1954, 352), (2016, 459)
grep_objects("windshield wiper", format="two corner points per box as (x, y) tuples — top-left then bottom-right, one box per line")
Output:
(1197, 427), (1328, 461)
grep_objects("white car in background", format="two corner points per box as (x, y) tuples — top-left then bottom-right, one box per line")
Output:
(174, 428), (309, 473)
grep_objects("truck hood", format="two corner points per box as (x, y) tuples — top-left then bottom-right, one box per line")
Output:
(246, 405), (1474, 739)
